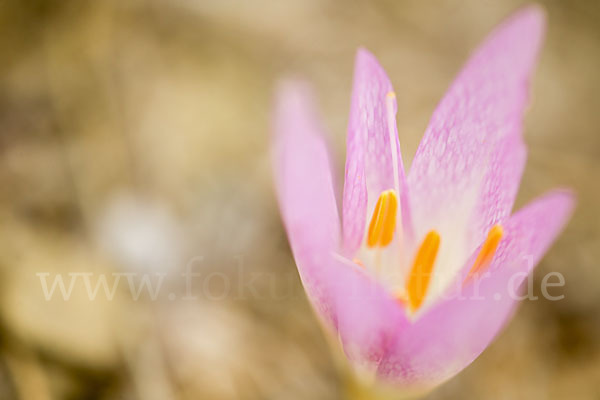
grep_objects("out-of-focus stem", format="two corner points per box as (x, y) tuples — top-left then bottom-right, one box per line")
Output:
(343, 373), (425, 400)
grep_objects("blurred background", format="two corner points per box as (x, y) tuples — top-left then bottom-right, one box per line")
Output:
(0, 0), (598, 399)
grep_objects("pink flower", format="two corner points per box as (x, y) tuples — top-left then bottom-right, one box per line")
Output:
(272, 5), (574, 393)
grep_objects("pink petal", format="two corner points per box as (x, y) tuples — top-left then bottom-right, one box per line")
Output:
(272, 80), (412, 373)
(342, 49), (410, 255)
(332, 260), (408, 375)
(468, 133), (527, 246)
(272, 80), (413, 368)
(407, 6), (546, 258)
(272, 80), (341, 327)
(376, 189), (575, 388)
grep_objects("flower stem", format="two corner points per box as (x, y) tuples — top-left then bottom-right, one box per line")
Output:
(343, 375), (424, 400)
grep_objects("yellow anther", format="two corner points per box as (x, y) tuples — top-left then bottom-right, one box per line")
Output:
(465, 224), (503, 283)
(367, 190), (398, 248)
(353, 258), (365, 269)
(406, 230), (440, 312)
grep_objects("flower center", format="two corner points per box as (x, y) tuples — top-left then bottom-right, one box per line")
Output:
(360, 195), (505, 314)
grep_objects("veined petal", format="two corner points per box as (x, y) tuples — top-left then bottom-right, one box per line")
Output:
(271, 82), (413, 374)
(332, 257), (409, 379)
(342, 49), (410, 255)
(376, 189), (575, 388)
(272, 81), (413, 378)
(407, 6), (546, 297)
(272, 80), (341, 327)
(469, 132), (527, 245)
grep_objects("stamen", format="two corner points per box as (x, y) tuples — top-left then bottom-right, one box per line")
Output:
(385, 91), (404, 251)
(465, 224), (503, 282)
(386, 92), (400, 194)
(367, 190), (398, 248)
(406, 230), (440, 312)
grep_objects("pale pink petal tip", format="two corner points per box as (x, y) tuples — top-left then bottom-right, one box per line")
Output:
(272, 79), (343, 328)
(342, 47), (409, 254)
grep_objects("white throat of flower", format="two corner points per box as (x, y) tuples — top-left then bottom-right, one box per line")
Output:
(341, 92), (504, 318)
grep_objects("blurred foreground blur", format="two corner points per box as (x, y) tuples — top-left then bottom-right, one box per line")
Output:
(0, 0), (599, 399)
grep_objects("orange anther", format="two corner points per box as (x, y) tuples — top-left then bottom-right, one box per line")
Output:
(367, 190), (398, 248)
(465, 224), (503, 282)
(406, 230), (441, 312)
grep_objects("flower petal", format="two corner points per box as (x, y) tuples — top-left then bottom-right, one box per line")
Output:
(468, 133), (527, 246)
(342, 49), (409, 255)
(407, 6), (546, 297)
(272, 80), (341, 326)
(332, 259), (408, 378)
(376, 189), (575, 388)
(272, 81), (412, 370)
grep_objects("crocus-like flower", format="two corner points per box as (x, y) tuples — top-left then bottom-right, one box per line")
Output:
(272, 5), (574, 396)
